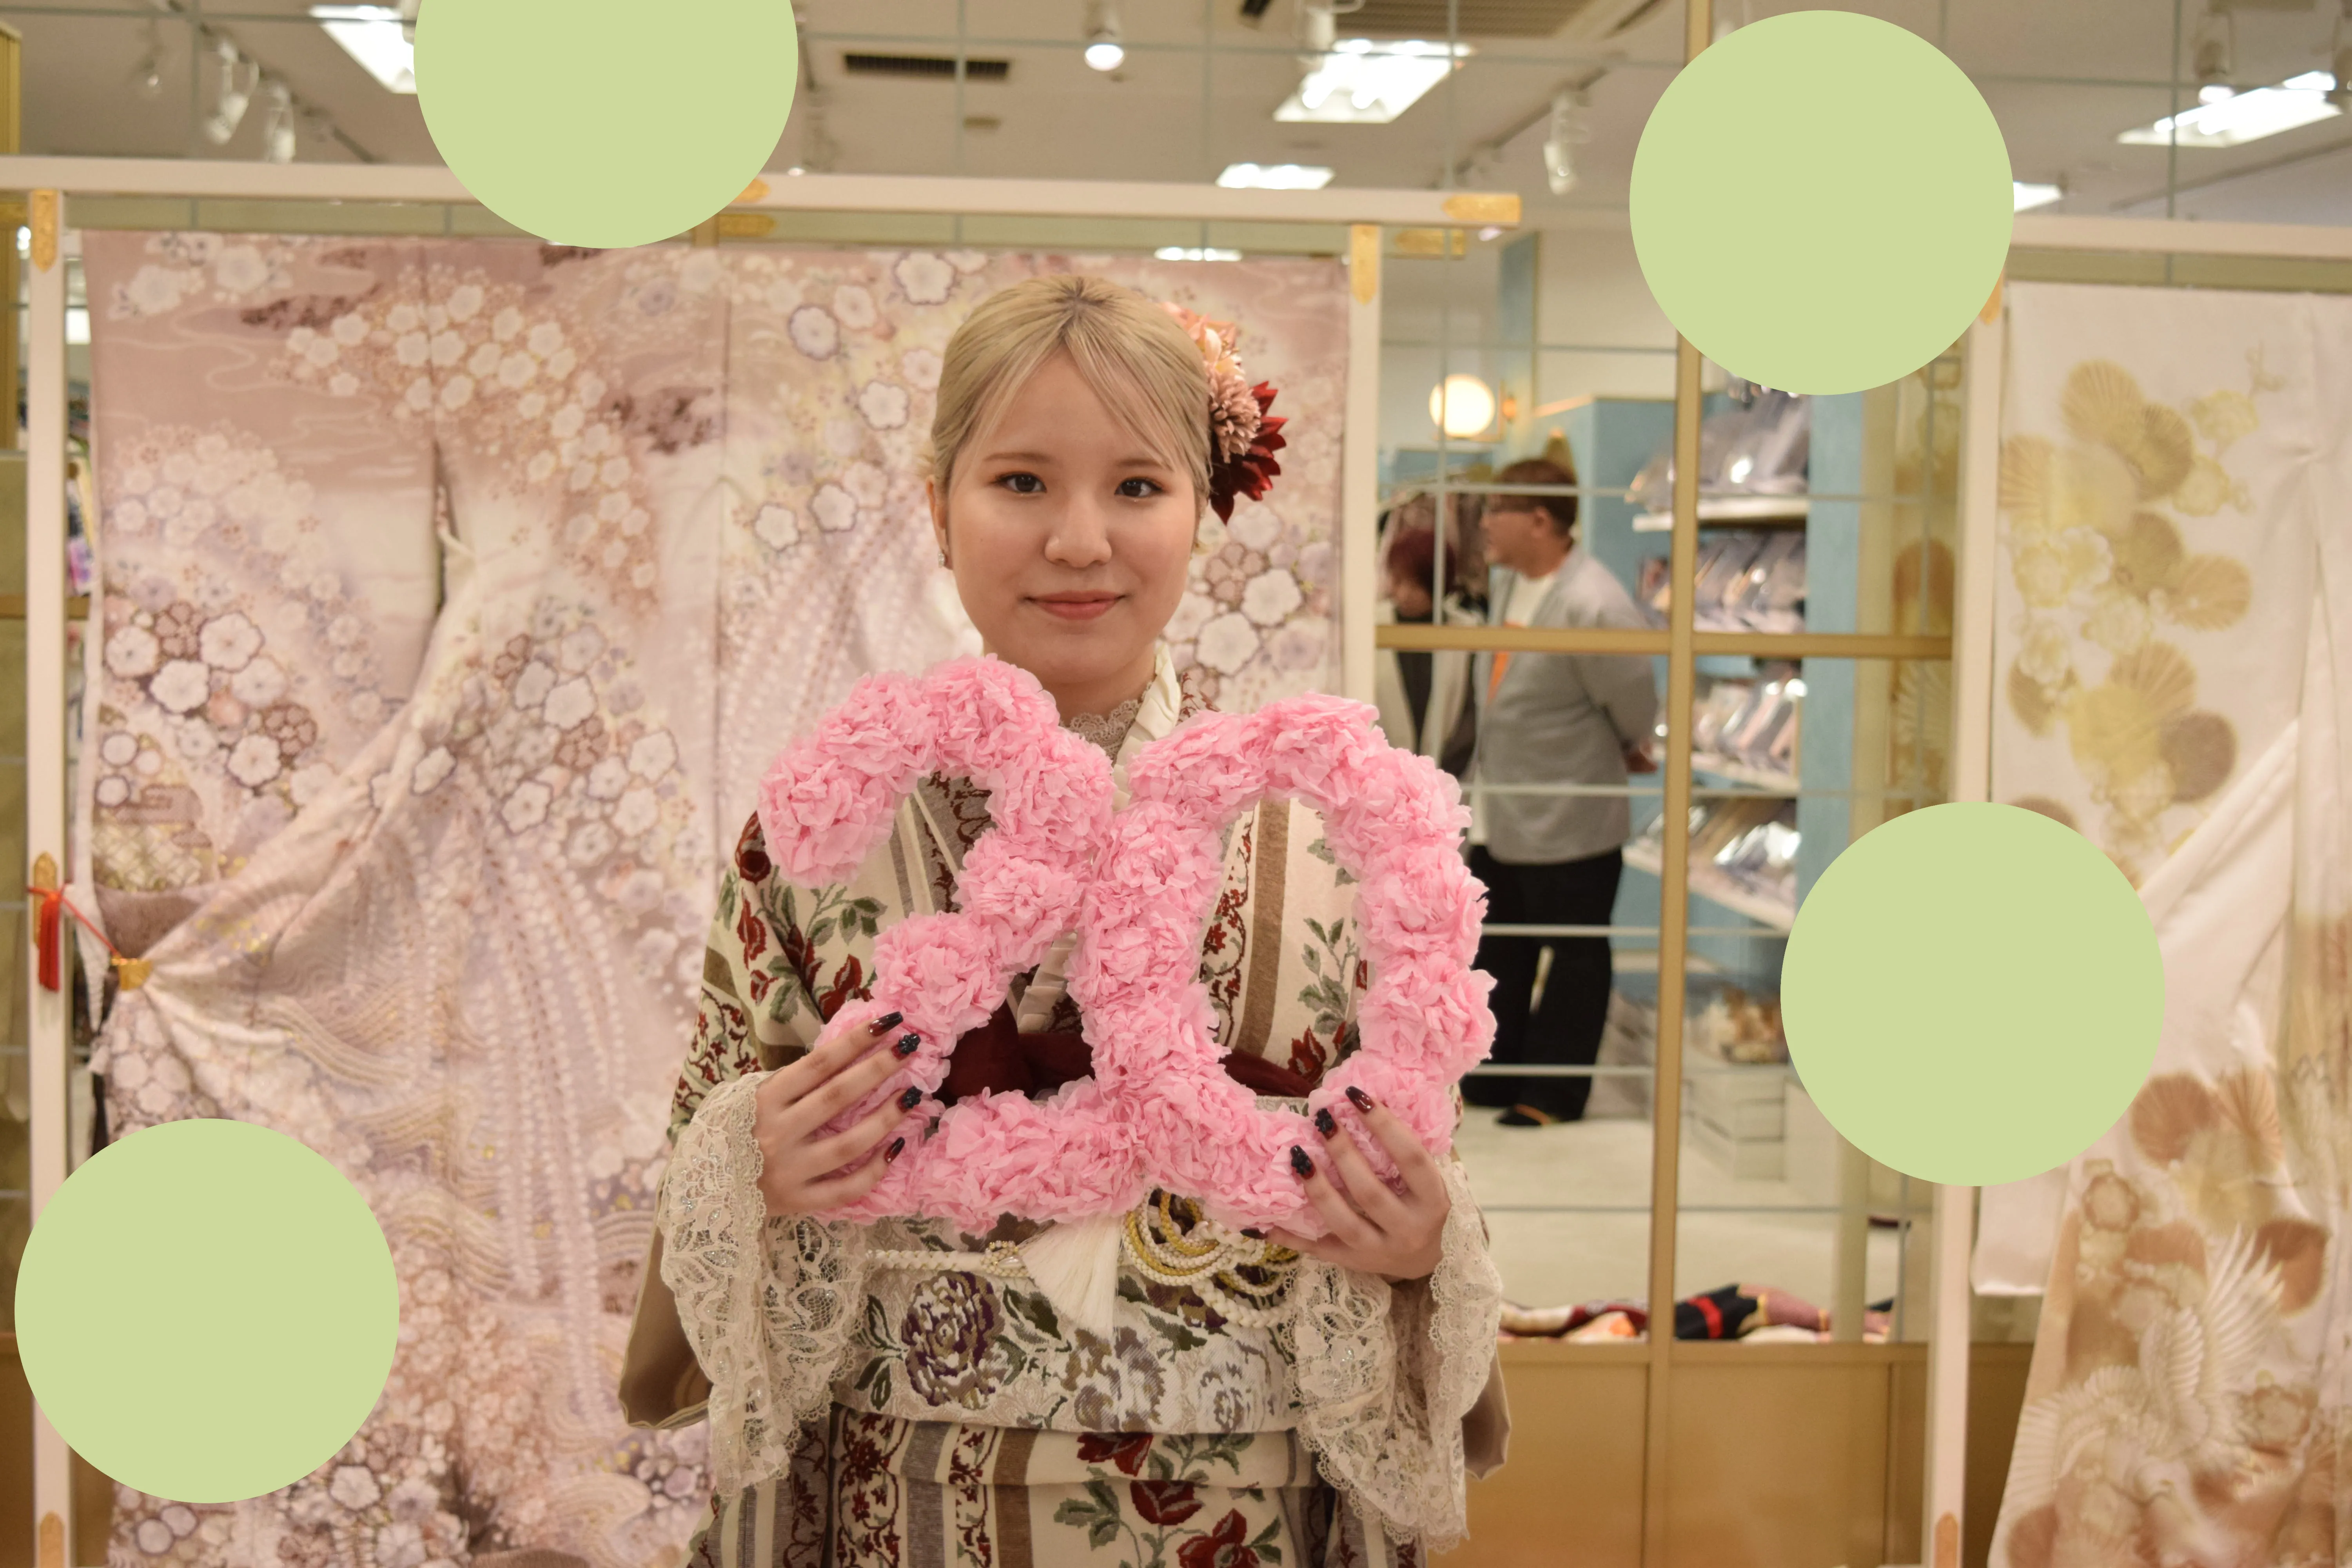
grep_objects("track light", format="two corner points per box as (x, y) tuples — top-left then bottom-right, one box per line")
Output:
(1083, 0), (1124, 72)
(2332, 3), (2352, 111)
(261, 80), (295, 162)
(128, 21), (166, 98)
(203, 40), (258, 145)
(2191, 6), (2234, 101)
(1543, 88), (1590, 197)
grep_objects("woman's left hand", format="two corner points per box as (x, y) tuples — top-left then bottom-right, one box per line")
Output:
(1266, 1093), (1451, 1282)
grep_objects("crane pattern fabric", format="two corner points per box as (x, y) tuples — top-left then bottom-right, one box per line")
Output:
(1984, 283), (2352, 1568)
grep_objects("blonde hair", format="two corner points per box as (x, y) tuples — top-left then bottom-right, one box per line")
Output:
(928, 274), (1211, 510)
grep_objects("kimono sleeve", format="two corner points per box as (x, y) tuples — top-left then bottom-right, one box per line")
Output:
(666, 811), (827, 1148)
(622, 812), (826, 1431)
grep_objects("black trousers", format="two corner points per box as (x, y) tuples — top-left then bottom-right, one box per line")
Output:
(1466, 845), (1624, 1121)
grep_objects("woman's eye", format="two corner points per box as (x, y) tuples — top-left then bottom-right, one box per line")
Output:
(1116, 478), (1164, 499)
(996, 472), (1045, 495)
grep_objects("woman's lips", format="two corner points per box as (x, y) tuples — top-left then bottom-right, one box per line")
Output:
(1034, 595), (1120, 621)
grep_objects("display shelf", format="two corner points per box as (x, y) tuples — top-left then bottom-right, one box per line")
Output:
(1623, 842), (1797, 933)
(1632, 496), (1810, 532)
(1691, 754), (1799, 793)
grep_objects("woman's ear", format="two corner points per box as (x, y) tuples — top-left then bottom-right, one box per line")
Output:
(927, 479), (949, 566)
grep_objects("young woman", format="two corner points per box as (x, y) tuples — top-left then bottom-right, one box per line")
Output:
(622, 274), (1506, 1568)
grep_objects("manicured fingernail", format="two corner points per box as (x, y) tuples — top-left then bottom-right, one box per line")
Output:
(1314, 1107), (1338, 1138)
(1345, 1086), (1375, 1113)
(1290, 1145), (1314, 1179)
(886, 1137), (905, 1163)
(1241, 1228), (1265, 1239)
(871, 1011), (904, 1034)
(899, 1086), (924, 1111)
(896, 1032), (921, 1056)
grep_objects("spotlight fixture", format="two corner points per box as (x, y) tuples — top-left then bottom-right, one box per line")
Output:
(2191, 6), (2235, 99)
(2332, 3), (2352, 111)
(1542, 88), (1590, 197)
(261, 80), (296, 163)
(128, 21), (166, 98)
(202, 40), (258, 145)
(1083, 0), (1125, 72)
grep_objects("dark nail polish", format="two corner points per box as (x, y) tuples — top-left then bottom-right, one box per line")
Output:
(1345, 1086), (1375, 1113)
(896, 1032), (921, 1056)
(886, 1137), (905, 1163)
(899, 1086), (924, 1111)
(1314, 1107), (1338, 1138)
(1290, 1145), (1314, 1179)
(1240, 1228), (1265, 1240)
(871, 1010), (904, 1034)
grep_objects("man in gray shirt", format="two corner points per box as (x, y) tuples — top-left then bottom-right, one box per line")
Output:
(1467, 458), (1660, 1126)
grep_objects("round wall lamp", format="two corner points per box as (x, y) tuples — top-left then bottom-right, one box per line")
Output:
(1430, 374), (1496, 440)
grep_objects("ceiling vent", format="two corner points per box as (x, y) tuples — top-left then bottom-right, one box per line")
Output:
(841, 53), (1013, 81)
(1346, 0), (1656, 38)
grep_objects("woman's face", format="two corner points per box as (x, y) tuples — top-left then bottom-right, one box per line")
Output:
(929, 351), (1198, 715)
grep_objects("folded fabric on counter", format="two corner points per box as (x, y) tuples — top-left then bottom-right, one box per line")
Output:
(1500, 1287), (1892, 1343)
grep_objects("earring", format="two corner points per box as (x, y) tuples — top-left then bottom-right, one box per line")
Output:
(937, 548), (949, 568)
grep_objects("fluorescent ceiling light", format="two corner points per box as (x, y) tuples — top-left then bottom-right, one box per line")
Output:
(310, 5), (415, 94)
(1155, 247), (1244, 261)
(2119, 70), (2339, 148)
(1216, 162), (1333, 190)
(1275, 39), (1471, 125)
(2013, 181), (2063, 211)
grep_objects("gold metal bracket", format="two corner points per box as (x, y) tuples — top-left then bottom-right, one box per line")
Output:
(1440, 191), (1520, 227)
(1348, 224), (1378, 305)
(29, 188), (56, 273)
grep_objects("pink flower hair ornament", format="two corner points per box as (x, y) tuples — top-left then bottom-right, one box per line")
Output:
(754, 655), (1495, 1236)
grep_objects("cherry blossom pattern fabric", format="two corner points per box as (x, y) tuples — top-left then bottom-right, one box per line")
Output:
(78, 235), (1352, 1568)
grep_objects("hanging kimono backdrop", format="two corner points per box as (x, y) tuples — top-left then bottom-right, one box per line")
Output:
(77, 234), (1349, 1568)
(1971, 281), (2352, 1566)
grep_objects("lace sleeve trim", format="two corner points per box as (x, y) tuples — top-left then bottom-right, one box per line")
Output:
(1281, 1158), (1503, 1553)
(656, 1072), (869, 1502)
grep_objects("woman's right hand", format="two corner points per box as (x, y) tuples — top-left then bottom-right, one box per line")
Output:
(751, 1004), (929, 1216)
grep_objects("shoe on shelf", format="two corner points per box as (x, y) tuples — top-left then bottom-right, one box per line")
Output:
(1498, 1105), (1559, 1127)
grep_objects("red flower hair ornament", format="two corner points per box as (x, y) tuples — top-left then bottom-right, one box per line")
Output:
(1163, 303), (1289, 522)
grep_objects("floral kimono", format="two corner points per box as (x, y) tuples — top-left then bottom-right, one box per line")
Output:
(622, 650), (1508, 1568)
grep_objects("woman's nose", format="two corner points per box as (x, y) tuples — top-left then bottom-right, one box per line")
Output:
(1045, 499), (1114, 564)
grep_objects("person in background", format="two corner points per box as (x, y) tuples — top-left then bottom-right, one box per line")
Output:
(1373, 505), (1480, 778)
(1467, 456), (1659, 1127)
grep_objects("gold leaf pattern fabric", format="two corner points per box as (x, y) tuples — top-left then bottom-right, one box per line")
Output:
(1980, 283), (2352, 1568)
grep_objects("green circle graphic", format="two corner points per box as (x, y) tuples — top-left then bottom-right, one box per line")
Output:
(15, 1120), (398, 1503)
(1630, 10), (2013, 395)
(416, 0), (799, 249)
(1782, 803), (2162, 1185)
